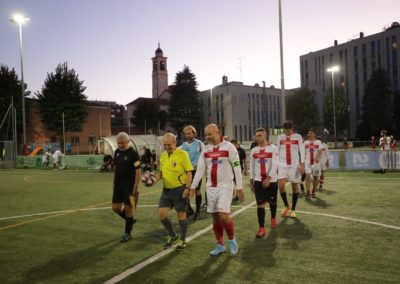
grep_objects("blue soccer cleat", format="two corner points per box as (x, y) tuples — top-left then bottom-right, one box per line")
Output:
(229, 239), (238, 255)
(209, 244), (226, 256)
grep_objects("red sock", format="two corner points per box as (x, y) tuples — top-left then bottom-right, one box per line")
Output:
(213, 220), (224, 245)
(222, 218), (235, 240)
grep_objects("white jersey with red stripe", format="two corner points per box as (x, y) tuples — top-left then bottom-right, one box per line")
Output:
(277, 132), (305, 166)
(191, 140), (243, 190)
(379, 137), (391, 150)
(303, 139), (323, 165)
(250, 144), (279, 182)
(320, 142), (329, 164)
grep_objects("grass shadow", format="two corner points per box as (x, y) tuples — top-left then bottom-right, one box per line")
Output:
(24, 238), (120, 283)
(320, 188), (337, 195)
(305, 196), (331, 209)
(277, 218), (312, 250)
(239, 229), (278, 280)
(175, 254), (232, 284)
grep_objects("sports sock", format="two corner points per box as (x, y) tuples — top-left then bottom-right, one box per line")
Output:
(292, 192), (299, 211)
(161, 218), (176, 237)
(320, 175), (324, 187)
(222, 218), (235, 240)
(195, 194), (202, 213)
(125, 217), (133, 234)
(257, 207), (265, 228)
(118, 210), (126, 220)
(213, 220), (224, 245)
(179, 219), (188, 241)
(280, 191), (289, 207)
(270, 202), (277, 218)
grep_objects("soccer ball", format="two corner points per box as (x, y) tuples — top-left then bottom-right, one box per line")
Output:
(142, 171), (157, 187)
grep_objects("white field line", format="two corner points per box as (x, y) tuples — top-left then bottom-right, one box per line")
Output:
(103, 201), (257, 284)
(3, 205), (400, 231)
(0, 205), (156, 221)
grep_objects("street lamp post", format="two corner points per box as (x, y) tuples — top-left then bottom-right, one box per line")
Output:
(278, 0), (286, 123)
(10, 14), (29, 149)
(327, 66), (339, 148)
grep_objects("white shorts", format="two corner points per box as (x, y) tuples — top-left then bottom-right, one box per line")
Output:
(305, 163), (321, 176)
(320, 160), (329, 171)
(278, 165), (302, 183)
(206, 186), (234, 214)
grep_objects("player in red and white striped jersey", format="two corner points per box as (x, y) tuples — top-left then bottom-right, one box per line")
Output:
(303, 129), (323, 199)
(191, 124), (244, 256)
(277, 121), (305, 218)
(250, 128), (279, 238)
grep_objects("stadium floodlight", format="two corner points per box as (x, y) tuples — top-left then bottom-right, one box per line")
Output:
(10, 14), (30, 150)
(327, 66), (340, 148)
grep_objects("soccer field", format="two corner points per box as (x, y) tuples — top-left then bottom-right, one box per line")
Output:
(0, 169), (399, 284)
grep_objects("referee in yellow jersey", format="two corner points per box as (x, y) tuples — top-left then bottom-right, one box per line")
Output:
(154, 133), (193, 250)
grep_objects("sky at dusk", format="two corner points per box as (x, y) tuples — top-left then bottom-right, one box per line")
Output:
(1, 0), (399, 106)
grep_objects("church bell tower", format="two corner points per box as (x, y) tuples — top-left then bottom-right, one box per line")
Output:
(152, 43), (168, 98)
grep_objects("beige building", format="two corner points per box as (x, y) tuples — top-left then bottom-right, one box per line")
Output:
(199, 77), (289, 142)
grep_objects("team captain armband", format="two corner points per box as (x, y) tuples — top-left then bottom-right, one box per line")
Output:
(232, 161), (240, 167)
(134, 161), (141, 168)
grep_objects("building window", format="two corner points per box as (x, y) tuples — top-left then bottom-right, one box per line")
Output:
(88, 135), (96, 146)
(71, 136), (80, 146)
(160, 61), (165, 71)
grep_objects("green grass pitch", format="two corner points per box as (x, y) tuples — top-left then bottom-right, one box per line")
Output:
(0, 169), (399, 284)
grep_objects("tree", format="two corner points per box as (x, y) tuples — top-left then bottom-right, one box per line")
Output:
(168, 66), (203, 135)
(131, 99), (168, 134)
(36, 62), (88, 139)
(0, 64), (30, 140)
(286, 87), (319, 134)
(357, 69), (392, 139)
(323, 86), (349, 138)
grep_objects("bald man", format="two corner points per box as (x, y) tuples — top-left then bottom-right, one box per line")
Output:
(191, 124), (244, 256)
(154, 133), (193, 250)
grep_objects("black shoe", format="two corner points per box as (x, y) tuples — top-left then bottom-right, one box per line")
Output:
(194, 212), (200, 220)
(187, 210), (194, 218)
(120, 233), (132, 243)
(233, 196), (239, 202)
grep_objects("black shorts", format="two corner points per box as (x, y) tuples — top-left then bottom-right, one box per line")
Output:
(254, 181), (278, 205)
(192, 170), (202, 190)
(159, 185), (187, 212)
(112, 185), (132, 205)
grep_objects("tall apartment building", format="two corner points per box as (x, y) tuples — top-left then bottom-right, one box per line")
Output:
(300, 22), (400, 137)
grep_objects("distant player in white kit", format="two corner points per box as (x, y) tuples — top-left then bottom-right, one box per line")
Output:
(379, 130), (391, 173)
(317, 136), (330, 191)
(303, 129), (323, 199)
(277, 121), (305, 218)
(250, 128), (279, 238)
(191, 124), (244, 256)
